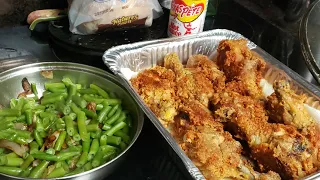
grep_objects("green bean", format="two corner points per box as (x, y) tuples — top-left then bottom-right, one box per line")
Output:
(10, 99), (18, 109)
(77, 111), (89, 142)
(3, 117), (17, 122)
(105, 122), (127, 136)
(90, 129), (101, 139)
(100, 135), (107, 146)
(106, 136), (121, 146)
(82, 140), (90, 153)
(31, 152), (58, 161)
(62, 77), (75, 87)
(91, 148), (104, 168)
(31, 83), (38, 97)
(114, 131), (131, 144)
(15, 114), (26, 123)
(29, 160), (49, 178)
(72, 95), (87, 109)
(56, 101), (71, 115)
(76, 152), (88, 168)
(65, 115), (75, 136)
(34, 131), (43, 147)
(82, 94), (104, 104)
(119, 142), (127, 151)
(0, 109), (21, 117)
(88, 139), (99, 161)
(90, 84), (109, 99)
(39, 111), (55, 120)
(104, 99), (121, 106)
(0, 122), (14, 130)
(19, 166), (32, 177)
(48, 87), (67, 93)
(0, 148), (4, 155)
(77, 88), (98, 94)
(86, 124), (99, 132)
(97, 105), (111, 123)
(14, 98), (25, 111)
(43, 92), (68, 99)
(105, 108), (122, 125)
(5, 157), (23, 167)
(103, 150), (117, 162)
(83, 162), (92, 171)
(45, 82), (65, 90)
(0, 166), (22, 176)
(14, 137), (31, 145)
(66, 85), (77, 103)
(47, 166), (66, 178)
(122, 125), (129, 134)
(41, 95), (64, 105)
(6, 129), (31, 139)
(65, 167), (84, 176)
(29, 141), (39, 154)
(46, 148), (55, 155)
(102, 124), (111, 131)
(55, 131), (67, 151)
(5, 152), (18, 158)
(73, 133), (81, 142)
(35, 116), (44, 132)
(25, 109), (32, 125)
(114, 112), (127, 125)
(107, 104), (119, 118)
(0, 156), (6, 165)
(61, 145), (82, 153)
(96, 104), (103, 111)
(126, 116), (132, 128)
(82, 108), (97, 119)
(20, 155), (34, 170)
(95, 129), (102, 139)
(56, 151), (81, 161)
(60, 161), (69, 172)
(70, 102), (81, 114)
(69, 112), (77, 121)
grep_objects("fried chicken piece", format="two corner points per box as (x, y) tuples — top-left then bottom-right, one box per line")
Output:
(186, 54), (226, 92)
(266, 80), (320, 167)
(217, 39), (265, 100)
(213, 91), (318, 179)
(130, 66), (178, 124)
(266, 80), (316, 129)
(164, 53), (217, 107)
(175, 100), (280, 180)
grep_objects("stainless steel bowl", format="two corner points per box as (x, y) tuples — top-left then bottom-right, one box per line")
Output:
(0, 62), (144, 180)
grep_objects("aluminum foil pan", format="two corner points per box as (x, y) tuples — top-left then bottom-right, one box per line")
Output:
(103, 29), (320, 180)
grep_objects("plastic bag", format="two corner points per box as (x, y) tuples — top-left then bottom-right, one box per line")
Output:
(68, 0), (163, 35)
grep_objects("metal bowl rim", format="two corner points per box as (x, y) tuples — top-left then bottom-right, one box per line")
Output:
(0, 62), (144, 180)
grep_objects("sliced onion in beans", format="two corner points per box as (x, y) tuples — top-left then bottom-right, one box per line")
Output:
(14, 123), (28, 130)
(0, 140), (28, 157)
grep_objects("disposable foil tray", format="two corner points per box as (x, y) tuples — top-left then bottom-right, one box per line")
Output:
(103, 29), (320, 180)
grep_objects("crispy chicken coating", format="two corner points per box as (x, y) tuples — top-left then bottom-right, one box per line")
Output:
(175, 100), (279, 180)
(130, 66), (178, 124)
(266, 80), (316, 129)
(217, 39), (265, 100)
(186, 54), (226, 92)
(164, 53), (225, 107)
(213, 91), (318, 179)
(266, 80), (320, 167)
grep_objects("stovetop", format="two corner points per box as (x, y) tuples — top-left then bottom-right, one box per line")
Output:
(0, 0), (318, 179)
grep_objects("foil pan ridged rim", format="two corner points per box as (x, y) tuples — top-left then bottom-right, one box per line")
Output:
(103, 29), (320, 180)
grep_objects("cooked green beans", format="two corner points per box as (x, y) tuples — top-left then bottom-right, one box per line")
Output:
(88, 139), (99, 161)
(0, 77), (132, 178)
